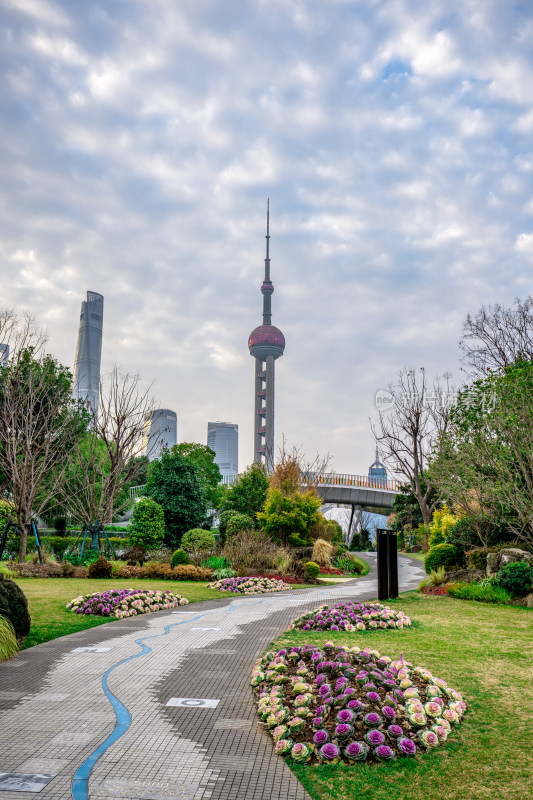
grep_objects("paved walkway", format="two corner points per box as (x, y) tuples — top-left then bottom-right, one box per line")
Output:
(0, 555), (424, 800)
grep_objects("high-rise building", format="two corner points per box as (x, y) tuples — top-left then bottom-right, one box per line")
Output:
(248, 201), (285, 472)
(207, 421), (238, 478)
(72, 291), (104, 413)
(0, 344), (9, 365)
(368, 447), (388, 484)
(142, 409), (177, 460)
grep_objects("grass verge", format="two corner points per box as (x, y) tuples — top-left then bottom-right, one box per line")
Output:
(267, 591), (532, 800)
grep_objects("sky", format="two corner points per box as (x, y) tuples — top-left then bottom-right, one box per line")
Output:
(1, 0), (533, 476)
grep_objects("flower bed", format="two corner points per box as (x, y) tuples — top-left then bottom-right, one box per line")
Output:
(288, 602), (412, 632)
(244, 573), (299, 584)
(319, 567), (343, 575)
(251, 641), (466, 765)
(66, 588), (189, 618)
(207, 576), (293, 594)
(420, 585), (451, 596)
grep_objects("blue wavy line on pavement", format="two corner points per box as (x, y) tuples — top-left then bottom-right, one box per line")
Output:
(71, 599), (265, 800)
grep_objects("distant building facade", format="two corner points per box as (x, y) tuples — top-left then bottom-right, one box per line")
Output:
(142, 409), (178, 460)
(0, 344), (9, 365)
(73, 291), (104, 413)
(207, 422), (238, 478)
(368, 447), (388, 484)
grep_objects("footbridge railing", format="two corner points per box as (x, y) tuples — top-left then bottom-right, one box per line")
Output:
(129, 472), (399, 499)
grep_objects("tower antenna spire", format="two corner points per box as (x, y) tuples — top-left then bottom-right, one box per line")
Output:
(265, 198), (270, 280)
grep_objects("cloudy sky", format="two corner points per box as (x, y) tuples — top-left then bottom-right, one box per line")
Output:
(1, 0), (533, 475)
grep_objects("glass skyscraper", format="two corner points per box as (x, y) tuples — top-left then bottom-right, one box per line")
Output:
(142, 409), (178, 460)
(72, 291), (104, 413)
(207, 422), (238, 478)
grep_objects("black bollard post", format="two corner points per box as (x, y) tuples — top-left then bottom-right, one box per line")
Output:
(376, 529), (389, 601)
(387, 531), (398, 599)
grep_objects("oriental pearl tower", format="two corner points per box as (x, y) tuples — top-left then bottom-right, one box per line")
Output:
(248, 201), (285, 472)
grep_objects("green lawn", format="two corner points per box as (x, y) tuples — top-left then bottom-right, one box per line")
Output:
(14, 577), (316, 649)
(268, 592), (532, 800)
(402, 551), (426, 564)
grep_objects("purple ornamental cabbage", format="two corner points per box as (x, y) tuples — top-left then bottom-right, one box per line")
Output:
(319, 743), (340, 761)
(365, 729), (385, 747)
(313, 729), (329, 745)
(398, 737), (417, 756)
(374, 744), (396, 761)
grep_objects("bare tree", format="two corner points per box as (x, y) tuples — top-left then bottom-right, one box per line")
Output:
(460, 296), (533, 378)
(0, 312), (82, 561)
(56, 367), (156, 525)
(370, 368), (455, 526)
(272, 435), (333, 495)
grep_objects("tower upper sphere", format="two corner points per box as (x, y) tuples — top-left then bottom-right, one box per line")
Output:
(248, 325), (285, 360)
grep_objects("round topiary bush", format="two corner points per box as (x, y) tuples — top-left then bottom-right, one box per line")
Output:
(424, 544), (460, 574)
(0, 574), (31, 641)
(495, 561), (533, 597)
(171, 548), (191, 568)
(181, 528), (216, 562)
(226, 513), (254, 536)
(304, 561), (321, 580)
(87, 555), (113, 579)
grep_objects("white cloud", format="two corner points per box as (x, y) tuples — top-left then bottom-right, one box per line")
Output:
(0, 0), (532, 472)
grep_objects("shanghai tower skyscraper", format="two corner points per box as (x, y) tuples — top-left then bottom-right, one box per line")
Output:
(73, 291), (104, 413)
(248, 202), (285, 472)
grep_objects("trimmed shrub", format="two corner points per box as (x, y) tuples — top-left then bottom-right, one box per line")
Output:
(171, 549), (191, 568)
(181, 528), (216, 563)
(128, 497), (166, 552)
(87, 556), (113, 579)
(304, 561), (320, 580)
(172, 564), (212, 581)
(312, 538), (333, 567)
(424, 543), (460, 573)
(114, 562), (212, 581)
(495, 561), (533, 597)
(0, 574), (31, 640)
(0, 615), (19, 662)
(226, 513), (254, 536)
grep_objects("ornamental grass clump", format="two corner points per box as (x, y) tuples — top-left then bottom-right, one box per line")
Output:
(66, 588), (188, 618)
(288, 602), (411, 632)
(207, 576), (292, 594)
(251, 642), (466, 765)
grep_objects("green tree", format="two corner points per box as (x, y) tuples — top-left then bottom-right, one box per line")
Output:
(221, 462), (269, 524)
(257, 488), (322, 546)
(128, 497), (165, 552)
(172, 443), (224, 509)
(430, 359), (533, 546)
(145, 449), (207, 548)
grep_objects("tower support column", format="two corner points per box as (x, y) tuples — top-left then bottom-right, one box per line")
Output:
(265, 355), (275, 472)
(254, 357), (264, 463)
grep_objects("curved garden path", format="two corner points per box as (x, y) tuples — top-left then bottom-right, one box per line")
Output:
(0, 555), (424, 800)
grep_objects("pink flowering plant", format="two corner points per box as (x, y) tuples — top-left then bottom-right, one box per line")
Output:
(251, 642), (466, 765)
(207, 576), (292, 594)
(66, 588), (189, 618)
(288, 602), (411, 632)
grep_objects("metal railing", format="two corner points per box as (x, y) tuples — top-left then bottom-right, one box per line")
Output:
(129, 471), (399, 499)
